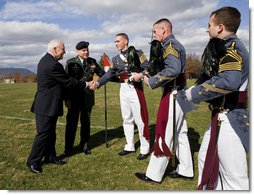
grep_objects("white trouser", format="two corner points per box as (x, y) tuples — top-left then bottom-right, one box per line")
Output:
(198, 112), (249, 190)
(119, 83), (150, 154)
(146, 93), (193, 182)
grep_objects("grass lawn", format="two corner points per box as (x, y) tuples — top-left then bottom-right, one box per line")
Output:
(0, 81), (213, 190)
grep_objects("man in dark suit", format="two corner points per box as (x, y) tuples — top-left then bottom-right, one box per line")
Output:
(64, 41), (105, 156)
(26, 39), (91, 173)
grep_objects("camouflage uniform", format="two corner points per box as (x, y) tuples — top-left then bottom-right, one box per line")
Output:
(64, 56), (105, 154)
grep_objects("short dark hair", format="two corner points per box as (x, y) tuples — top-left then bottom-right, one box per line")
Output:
(153, 18), (172, 30)
(211, 6), (241, 33)
(116, 33), (129, 43)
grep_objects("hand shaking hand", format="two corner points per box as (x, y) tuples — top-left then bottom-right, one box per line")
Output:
(88, 81), (99, 91)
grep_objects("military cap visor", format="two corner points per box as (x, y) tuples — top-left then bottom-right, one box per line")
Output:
(76, 41), (89, 50)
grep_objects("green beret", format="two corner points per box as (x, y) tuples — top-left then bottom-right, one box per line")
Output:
(76, 41), (89, 50)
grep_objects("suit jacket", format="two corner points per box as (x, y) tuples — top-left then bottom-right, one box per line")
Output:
(31, 53), (87, 117)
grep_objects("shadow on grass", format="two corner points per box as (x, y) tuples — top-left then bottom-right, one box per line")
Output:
(58, 125), (125, 158)
(58, 124), (157, 159)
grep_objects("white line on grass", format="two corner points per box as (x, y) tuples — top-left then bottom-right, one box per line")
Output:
(0, 115), (118, 129)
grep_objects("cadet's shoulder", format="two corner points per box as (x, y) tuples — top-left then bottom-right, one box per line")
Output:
(170, 38), (184, 50)
(112, 55), (119, 61)
(112, 54), (119, 59)
(136, 49), (144, 54)
(163, 38), (184, 58)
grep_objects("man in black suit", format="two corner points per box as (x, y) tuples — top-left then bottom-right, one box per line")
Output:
(26, 39), (91, 173)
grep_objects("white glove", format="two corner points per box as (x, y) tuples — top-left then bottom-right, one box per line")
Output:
(185, 86), (195, 101)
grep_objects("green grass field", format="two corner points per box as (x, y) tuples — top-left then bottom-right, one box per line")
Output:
(0, 81), (212, 190)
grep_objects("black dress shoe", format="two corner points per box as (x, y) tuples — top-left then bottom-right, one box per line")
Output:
(46, 158), (67, 165)
(118, 150), (134, 156)
(135, 172), (158, 183)
(137, 153), (150, 160)
(26, 162), (42, 173)
(83, 149), (92, 155)
(167, 170), (193, 180)
(63, 150), (71, 157)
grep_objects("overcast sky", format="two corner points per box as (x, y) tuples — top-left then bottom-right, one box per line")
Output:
(0, 0), (251, 73)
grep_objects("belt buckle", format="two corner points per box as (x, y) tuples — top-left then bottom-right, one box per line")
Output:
(209, 104), (228, 113)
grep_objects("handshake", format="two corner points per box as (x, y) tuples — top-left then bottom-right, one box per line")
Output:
(87, 81), (99, 91)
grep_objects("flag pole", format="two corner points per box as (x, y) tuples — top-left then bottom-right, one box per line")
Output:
(104, 84), (108, 148)
(102, 53), (110, 148)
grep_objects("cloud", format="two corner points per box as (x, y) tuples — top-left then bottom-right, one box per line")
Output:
(0, 0), (83, 20)
(0, 21), (63, 43)
(0, 0), (250, 73)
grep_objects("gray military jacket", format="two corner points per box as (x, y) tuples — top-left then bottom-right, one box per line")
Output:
(190, 34), (249, 152)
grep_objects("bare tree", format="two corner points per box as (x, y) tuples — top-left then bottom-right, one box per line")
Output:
(185, 54), (202, 79)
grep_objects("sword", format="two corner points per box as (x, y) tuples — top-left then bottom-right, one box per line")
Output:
(171, 81), (178, 168)
(104, 84), (109, 148)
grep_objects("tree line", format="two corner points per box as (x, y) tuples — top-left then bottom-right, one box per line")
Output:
(0, 73), (36, 83)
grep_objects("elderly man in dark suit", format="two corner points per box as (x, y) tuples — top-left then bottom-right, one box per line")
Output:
(26, 39), (91, 173)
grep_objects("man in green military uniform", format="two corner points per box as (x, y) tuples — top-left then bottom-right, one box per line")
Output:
(64, 41), (105, 156)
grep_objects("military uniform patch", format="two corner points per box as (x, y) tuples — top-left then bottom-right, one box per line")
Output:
(219, 48), (242, 73)
(139, 52), (147, 64)
(163, 42), (179, 59)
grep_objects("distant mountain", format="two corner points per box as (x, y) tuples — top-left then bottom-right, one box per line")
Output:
(0, 68), (35, 75)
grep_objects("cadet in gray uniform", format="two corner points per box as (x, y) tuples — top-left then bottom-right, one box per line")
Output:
(92, 33), (150, 160)
(185, 7), (249, 190)
(135, 18), (194, 183)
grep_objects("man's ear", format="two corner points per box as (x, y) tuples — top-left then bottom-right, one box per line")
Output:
(217, 24), (224, 34)
(162, 27), (166, 35)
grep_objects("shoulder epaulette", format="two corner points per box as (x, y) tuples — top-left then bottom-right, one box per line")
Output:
(139, 52), (147, 64)
(219, 43), (242, 73)
(163, 42), (179, 59)
(66, 57), (79, 65)
(229, 41), (236, 49)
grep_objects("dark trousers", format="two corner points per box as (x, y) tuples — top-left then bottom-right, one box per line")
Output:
(27, 114), (58, 165)
(65, 106), (92, 153)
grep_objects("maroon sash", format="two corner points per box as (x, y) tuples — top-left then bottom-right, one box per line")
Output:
(198, 91), (248, 190)
(134, 83), (150, 140)
(198, 110), (220, 190)
(119, 72), (129, 80)
(152, 87), (172, 157)
(152, 74), (186, 157)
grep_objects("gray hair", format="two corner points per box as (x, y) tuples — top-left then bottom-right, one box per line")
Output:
(47, 39), (64, 52)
